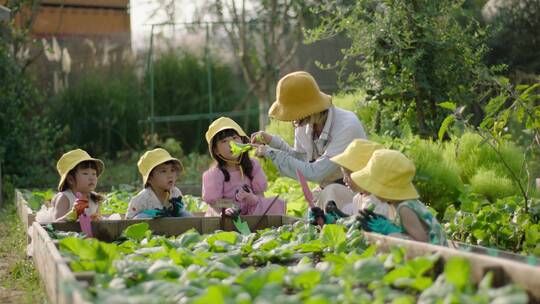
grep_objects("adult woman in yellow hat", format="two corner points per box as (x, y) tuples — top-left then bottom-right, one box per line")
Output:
(251, 71), (366, 209)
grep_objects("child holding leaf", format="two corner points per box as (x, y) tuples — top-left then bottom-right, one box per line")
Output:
(202, 117), (285, 216)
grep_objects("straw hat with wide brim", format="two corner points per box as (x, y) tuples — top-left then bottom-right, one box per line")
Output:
(330, 139), (384, 172)
(57, 149), (104, 191)
(351, 149), (419, 201)
(268, 71), (332, 121)
(138, 148), (183, 186)
(205, 117), (248, 160)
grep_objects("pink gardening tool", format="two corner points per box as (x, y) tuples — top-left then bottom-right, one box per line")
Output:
(75, 192), (94, 238)
(296, 169), (315, 208)
(79, 213), (93, 238)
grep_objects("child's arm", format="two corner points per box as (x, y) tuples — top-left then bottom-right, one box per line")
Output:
(53, 194), (71, 221)
(202, 168), (225, 206)
(398, 206), (429, 242)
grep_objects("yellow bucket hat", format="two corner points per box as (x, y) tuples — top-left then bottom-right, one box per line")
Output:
(137, 148), (183, 186)
(330, 139), (384, 172)
(351, 149), (419, 201)
(205, 117), (247, 159)
(57, 149), (104, 191)
(268, 71), (332, 121)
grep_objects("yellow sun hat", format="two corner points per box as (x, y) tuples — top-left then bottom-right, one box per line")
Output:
(57, 149), (104, 191)
(351, 149), (419, 201)
(268, 71), (332, 121)
(137, 148), (183, 186)
(330, 139), (384, 172)
(205, 117), (248, 159)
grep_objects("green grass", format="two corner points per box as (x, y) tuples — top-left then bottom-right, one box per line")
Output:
(0, 203), (46, 303)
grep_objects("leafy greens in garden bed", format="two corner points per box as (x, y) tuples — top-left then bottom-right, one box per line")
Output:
(56, 221), (528, 303)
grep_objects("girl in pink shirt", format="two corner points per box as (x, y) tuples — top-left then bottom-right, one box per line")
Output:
(202, 117), (286, 216)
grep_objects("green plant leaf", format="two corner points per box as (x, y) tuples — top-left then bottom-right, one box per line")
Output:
(229, 141), (252, 156)
(438, 115), (455, 140)
(122, 222), (150, 241)
(445, 257), (470, 291)
(320, 224), (346, 247)
(437, 102), (456, 111)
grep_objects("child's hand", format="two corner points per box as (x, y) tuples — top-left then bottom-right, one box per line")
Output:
(224, 208), (237, 217)
(73, 193), (89, 217)
(235, 185), (258, 205)
(357, 209), (403, 235)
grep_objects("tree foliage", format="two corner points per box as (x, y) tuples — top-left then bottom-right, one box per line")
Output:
(305, 0), (499, 138)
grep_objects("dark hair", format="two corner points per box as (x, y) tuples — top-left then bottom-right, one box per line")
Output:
(145, 160), (182, 188)
(62, 161), (104, 202)
(211, 128), (253, 182)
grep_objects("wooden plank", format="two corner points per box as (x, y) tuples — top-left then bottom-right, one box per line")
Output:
(201, 217), (221, 233)
(15, 189), (37, 243)
(363, 232), (540, 301)
(32, 222), (91, 304)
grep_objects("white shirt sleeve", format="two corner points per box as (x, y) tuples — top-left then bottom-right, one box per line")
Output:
(264, 146), (339, 184)
(268, 135), (307, 161)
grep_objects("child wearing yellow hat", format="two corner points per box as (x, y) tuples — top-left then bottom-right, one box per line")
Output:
(203, 117), (285, 216)
(352, 149), (447, 245)
(330, 139), (395, 218)
(49, 149), (105, 221)
(126, 148), (192, 219)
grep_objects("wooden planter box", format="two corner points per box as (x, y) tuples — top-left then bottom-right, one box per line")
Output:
(33, 216), (540, 303)
(15, 185), (203, 234)
(32, 215), (299, 303)
(364, 233), (540, 301)
(15, 189), (36, 241)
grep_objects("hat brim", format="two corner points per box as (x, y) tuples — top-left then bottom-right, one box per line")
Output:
(57, 158), (104, 191)
(142, 158), (184, 186)
(352, 169), (419, 201)
(330, 154), (360, 172)
(268, 92), (332, 121)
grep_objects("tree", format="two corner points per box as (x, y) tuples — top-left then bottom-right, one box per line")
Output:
(200, 0), (308, 128)
(305, 0), (499, 138)
(483, 0), (540, 78)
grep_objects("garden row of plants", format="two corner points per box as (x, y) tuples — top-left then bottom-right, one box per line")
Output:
(50, 221), (528, 303)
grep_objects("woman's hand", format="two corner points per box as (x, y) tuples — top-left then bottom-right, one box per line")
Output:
(254, 144), (268, 158)
(250, 131), (272, 145)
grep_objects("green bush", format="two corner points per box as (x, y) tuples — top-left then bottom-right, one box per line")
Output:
(0, 41), (64, 194)
(469, 168), (517, 201)
(149, 51), (253, 153)
(455, 132), (525, 184)
(406, 138), (464, 215)
(50, 66), (144, 157)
